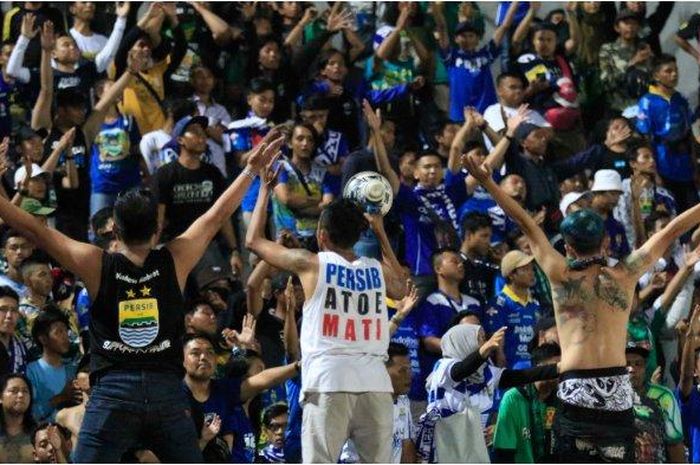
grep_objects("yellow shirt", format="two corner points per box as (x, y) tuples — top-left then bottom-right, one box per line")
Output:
(117, 59), (169, 134)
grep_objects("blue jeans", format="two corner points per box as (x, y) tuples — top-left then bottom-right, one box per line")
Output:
(74, 370), (202, 463)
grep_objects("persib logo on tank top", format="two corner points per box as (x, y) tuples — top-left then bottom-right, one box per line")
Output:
(118, 286), (159, 347)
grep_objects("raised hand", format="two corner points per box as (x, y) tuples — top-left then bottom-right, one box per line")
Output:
(362, 99), (382, 132)
(466, 107), (486, 129)
(58, 127), (76, 151)
(396, 3), (411, 30)
(506, 104), (530, 135)
(396, 280), (419, 318)
(301, 6), (318, 24)
(463, 153), (493, 184)
(649, 271), (668, 290)
(40, 21), (55, 51)
(116, 1), (130, 18)
(238, 313), (257, 346)
(246, 132), (285, 173)
(326, 8), (354, 32)
(284, 276), (297, 312)
(688, 304), (700, 337)
(21, 13), (39, 39)
(480, 327), (506, 357)
(363, 212), (385, 233)
(605, 123), (631, 148)
(683, 244), (700, 269)
(277, 229), (301, 248)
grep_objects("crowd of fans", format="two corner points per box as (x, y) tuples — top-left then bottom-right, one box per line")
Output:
(2, 0), (700, 463)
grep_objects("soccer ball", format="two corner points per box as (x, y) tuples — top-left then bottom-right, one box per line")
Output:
(343, 171), (394, 216)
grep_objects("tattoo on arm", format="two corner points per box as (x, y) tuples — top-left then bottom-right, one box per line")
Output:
(623, 249), (650, 275)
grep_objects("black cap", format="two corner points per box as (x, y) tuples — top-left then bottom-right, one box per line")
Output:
(15, 126), (43, 143)
(616, 8), (641, 23)
(455, 21), (479, 36)
(513, 122), (541, 144)
(194, 261), (236, 291)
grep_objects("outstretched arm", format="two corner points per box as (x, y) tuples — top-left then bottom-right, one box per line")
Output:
(365, 214), (407, 300)
(624, 202), (700, 281)
(31, 21), (55, 131)
(463, 154), (566, 278)
(240, 361), (300, 402)
(0, 195), (102, 296)
(493, 1), (519, 46)
(168, 134), (285, 290)
(245, 167), (317, 276)
(679, 305), (700, 399)
(364, 100), (400, 194)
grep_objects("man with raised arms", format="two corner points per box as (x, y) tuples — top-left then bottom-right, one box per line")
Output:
(0, 126), (284, 461)
(464, 154), (700, 462)
(246, 164), (407, 463)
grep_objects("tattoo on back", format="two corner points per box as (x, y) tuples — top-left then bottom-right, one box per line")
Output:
(593, 270), (629, 311)
(552, 276), (597, 344)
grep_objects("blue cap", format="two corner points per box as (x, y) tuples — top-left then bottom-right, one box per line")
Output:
(171, 115), (208, 138)
(560, 209), (605, 250)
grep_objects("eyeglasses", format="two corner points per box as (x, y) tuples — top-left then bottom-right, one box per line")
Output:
(267, 421), (288, 432)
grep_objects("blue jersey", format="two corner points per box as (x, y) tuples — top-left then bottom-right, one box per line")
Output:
(483, 286), (540, 369)
(89, 115), (141, 194)
(636, 86), (693, 182)
(390, 308), (423, 401)
(459, 188), (517, 245)
(677, 386), (700, 463)
(417, 291), (481, 398)
(441, 42), (498, 120)
(75, 288), (91, 332)
(395, 171), (467, 276)
(225, 115), (271, 212)
(229, 404), (256, 463)
(284, 375), (302, 464)
(496, 2), (531, 25)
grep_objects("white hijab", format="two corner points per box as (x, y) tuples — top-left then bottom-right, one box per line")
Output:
(440, 324), (486, 384)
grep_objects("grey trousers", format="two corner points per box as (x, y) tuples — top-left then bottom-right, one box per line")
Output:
(302, 392), (393, 463)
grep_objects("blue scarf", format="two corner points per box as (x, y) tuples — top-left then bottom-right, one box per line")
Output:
(414, 184), (460, 231)
(260, 445), (285, 463)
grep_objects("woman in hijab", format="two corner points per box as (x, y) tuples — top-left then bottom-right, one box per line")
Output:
(416, 323), (559, 462)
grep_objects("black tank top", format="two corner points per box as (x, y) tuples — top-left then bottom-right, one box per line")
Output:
(89, 247), (185, 378)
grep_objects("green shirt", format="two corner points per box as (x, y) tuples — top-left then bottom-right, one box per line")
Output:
(646, 383), (684, 444)
(493, 385), (557, 463)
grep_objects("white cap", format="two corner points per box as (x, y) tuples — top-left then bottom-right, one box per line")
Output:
(591, 169), (623, 193)
(14, 164), (46, 189)
(560, 191), (588, 216)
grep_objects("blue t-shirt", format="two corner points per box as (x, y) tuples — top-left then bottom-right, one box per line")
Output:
(183, 377), (242, 461)
(459, 187), (517, 245)
(395, 171), (467, 276)
(27, 358), (77, 422)
(677, 386), (700, 463)
(636, 87), (693, 182)
(229, 404), (257, 463)
(89, 114), (141, 194)
(225, 116), (271, 212)
(441, 42), (498, 120)
(482, 286), (541, 369)
(390, 308), (423, 401)
(417, 291), (481, 397)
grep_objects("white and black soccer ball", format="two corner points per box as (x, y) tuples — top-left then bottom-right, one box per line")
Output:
(343, 171), (393, 216)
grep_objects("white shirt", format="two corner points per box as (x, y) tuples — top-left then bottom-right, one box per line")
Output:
(300, 251), (393, 398)
(482, 103), (550, 151)
(139, 130), (172, 175)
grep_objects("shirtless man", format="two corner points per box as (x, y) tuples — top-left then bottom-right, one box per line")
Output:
(464, 155), (700, 462)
